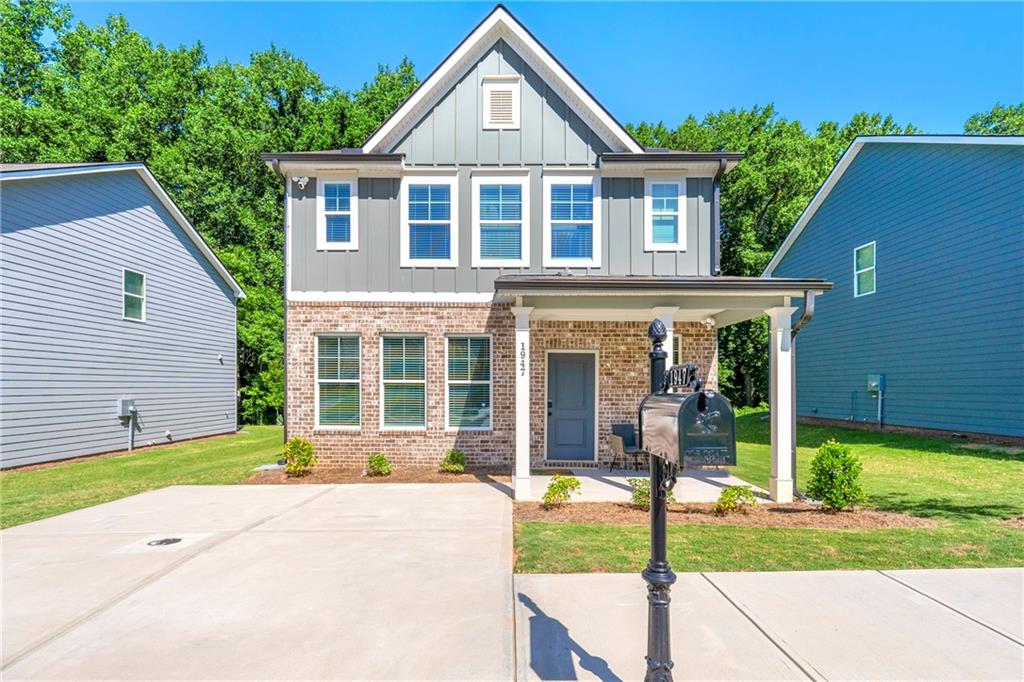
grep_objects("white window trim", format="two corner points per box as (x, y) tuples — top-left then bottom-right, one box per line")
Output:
(643, 176), (687, 252)
(445, 334), (493, 432)
(481, 75), (521, 130)
(400, 174), (459, 268)
(314, 334), (361, 431)
(853, 241), (876, 298)
(379, 334), (427, 431)
(542, 173), (602, 268)
(316, 173), (359, 251)
(122, 267), (146, 322)
(471, 173), (530, 268)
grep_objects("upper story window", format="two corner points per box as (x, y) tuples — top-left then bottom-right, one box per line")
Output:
(401, 175), (458, 267)
(122, 269), (146, 322)
(316, 176), (359, 251)
(317, 336), (360, 428)
(543, 174), (601, 268)
(854, 241), (876, 297)
(472, 174), (529, 267)
(644, 177), (687, 251)
(482, 76), (521, 130)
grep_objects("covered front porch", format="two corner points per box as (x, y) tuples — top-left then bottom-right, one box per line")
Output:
(493, 275), (832, 503)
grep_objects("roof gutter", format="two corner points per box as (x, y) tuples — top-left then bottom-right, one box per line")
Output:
(791, 289), (815, 339)
(712, 158), (727, 276)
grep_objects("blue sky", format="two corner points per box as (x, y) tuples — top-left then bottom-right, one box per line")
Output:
(68, 2), (1023, 133)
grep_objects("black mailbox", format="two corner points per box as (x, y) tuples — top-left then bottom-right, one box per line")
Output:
(640, 390), (737, 467)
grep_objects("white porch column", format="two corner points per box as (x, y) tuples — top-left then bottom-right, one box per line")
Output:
(651, 306), (679, 365)
(768, 306), (798, 502)
(512, 306), (534, 500)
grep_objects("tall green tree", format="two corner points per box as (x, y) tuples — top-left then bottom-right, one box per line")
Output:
(964, 102), (1024, 135)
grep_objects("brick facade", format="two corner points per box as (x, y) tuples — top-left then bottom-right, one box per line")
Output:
(286, 301), (717, 468)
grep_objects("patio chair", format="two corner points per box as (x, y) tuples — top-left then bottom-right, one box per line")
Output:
(610, 423), (642, 471)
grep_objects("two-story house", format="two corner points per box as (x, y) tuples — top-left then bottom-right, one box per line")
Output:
(263, 5), (831, 500)
(765, 136), (1023, 438)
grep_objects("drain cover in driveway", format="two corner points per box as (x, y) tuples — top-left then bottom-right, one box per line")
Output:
(114, 533), (212, 554)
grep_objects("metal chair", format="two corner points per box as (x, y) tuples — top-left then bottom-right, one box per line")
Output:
(610, 423), (642, 471)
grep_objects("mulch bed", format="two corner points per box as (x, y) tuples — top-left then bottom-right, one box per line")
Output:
(514, 501), (938, 529)
(244, 466), (511, 485)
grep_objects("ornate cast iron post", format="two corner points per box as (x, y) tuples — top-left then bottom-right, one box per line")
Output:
(643, 318), (676, 681)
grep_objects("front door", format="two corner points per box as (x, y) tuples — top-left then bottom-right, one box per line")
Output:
(546, 353), (596, 461)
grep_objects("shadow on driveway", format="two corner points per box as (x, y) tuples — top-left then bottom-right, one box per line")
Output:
(518, 593), (623, 681)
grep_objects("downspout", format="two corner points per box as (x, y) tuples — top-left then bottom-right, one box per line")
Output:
(789, 290), (816, 497)
(271, 157), (289, 445)
(711, 158), (727, 276)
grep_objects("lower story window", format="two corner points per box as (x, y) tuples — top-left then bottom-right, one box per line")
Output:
(447, 336), (491, 429)
(382, 336), (426, 428)
(317, 336), (360, 427)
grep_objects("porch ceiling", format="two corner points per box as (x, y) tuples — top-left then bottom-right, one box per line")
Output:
(494, 275), (832, 327)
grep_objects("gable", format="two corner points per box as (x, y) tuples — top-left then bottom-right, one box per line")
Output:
(393, 39), (611, 165)
(364, 6), (642, 156)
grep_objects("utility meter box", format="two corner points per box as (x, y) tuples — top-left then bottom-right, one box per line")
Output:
(117, 398), (136, 418)
(867, 374), (885, 395)
(640, 391), (737, 467)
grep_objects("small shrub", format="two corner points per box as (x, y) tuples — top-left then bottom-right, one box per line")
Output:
(627, 477), (676, 511)
(541, 474), (581, 508)
(283, 438), (317, 477)
(806, 439), (866, 511)
(439, 449), (466, 474)
(365, 453), (392, 477)
(714, 485), (757, 516)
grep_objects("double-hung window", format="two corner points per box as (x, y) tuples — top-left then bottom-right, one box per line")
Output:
(401, 175), (458, 267)
(472, 174), (529, 267)
(316, 176), (358, 250)
(122, 269), (145, 321)
(543, 174), (601, 268)
(317, 336), (360, 427)
(447, 336), (491, 430)
(854, 241), (876, 297)
(644, 178), (686, 251)
(381, 336), (426, 429)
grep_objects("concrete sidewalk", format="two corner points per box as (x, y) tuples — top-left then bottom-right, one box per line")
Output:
(514, 569), (1024, 681)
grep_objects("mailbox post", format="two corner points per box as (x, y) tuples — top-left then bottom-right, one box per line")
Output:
(639, 319), (737, 680)
(642, 319), (676, 681)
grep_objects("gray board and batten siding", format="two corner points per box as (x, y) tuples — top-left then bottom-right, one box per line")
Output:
(772, 141), (1024, 438)
(288, 38), (718, 294)
(1, 169), (240, 467)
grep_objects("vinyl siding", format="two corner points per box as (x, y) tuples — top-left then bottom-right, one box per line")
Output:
(0, 171), (239, 467)
(288, 174), (713, 293)
(773, 142), (1024, 437)
(392, 40), (611, 165)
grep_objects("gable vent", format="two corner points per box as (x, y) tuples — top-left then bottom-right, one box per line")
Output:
(489, 89), (514, 125)
(482, 76), (521, 130)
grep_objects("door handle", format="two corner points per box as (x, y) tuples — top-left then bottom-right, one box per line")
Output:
(547, 412), (552, 417)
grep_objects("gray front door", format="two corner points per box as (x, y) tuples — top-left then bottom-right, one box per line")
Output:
(546, 353), (596, 461)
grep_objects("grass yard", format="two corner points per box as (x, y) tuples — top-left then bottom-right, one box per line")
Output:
(0, 426), (283, 528)
(516, 410), (1024, 572)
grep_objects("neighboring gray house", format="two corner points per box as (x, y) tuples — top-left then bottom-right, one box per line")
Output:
(262, 5), (831, 502)
(1, 162), (245, 468)
(765, 136), (1023, 438)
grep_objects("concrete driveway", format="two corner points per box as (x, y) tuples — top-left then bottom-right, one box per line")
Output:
(2, 483), (514, 680)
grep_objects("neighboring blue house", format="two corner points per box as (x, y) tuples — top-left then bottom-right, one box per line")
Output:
(765, 136), (1023, 438)
(0, 162), (246, 467)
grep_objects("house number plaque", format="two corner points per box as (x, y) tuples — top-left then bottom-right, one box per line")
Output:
(518, 342), (527, 377)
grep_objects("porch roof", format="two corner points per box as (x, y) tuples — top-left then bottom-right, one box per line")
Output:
(494, 274), (832, 326)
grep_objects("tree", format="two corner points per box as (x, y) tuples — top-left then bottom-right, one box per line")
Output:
(964, 102), (1024, 135)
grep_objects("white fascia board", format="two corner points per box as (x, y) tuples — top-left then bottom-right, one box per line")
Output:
(288, 291), (497, 303)
(361, 7), (642, 155)
(2, 164), (246, 299)
(762, 135), (1024, 276)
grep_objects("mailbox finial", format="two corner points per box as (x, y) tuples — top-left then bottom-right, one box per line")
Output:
(647, 318), (668, 345)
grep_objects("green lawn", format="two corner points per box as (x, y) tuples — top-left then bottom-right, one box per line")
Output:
(0, 426), (283, 528)
(517, 410), (1024, 572)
